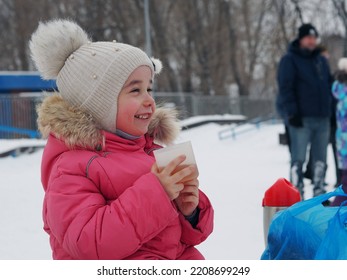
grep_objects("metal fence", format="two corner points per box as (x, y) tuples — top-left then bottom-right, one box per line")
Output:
(0, 92), (276, 139)
(153, 92), (276, 119)
(0, 94), (42, 139)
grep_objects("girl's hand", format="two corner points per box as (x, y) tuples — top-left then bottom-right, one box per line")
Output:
(175, 179), (199, 216)
(176, 164), (199, 183)
(151, 155), (196, 200)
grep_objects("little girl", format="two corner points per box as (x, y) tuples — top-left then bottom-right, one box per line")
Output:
(331, 58), (347, 206)
(30, 19), (213, 260)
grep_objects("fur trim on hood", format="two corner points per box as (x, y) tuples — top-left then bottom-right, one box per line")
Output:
(37, 94), (181, 149)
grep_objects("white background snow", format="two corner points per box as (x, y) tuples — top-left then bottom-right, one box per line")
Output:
(0, 121), (337, 259)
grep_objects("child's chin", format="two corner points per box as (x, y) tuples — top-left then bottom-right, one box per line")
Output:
(134, 126), (149, 136)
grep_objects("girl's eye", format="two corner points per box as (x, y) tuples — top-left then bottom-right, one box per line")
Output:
(129, 88), (152, 94)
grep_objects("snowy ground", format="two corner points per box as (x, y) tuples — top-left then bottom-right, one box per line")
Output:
(180, 114), (246, 127)
(0, 138), (46, 154)
(0, 122), (337, 260)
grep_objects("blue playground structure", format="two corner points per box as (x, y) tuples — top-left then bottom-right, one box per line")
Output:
(0, 71), (56, 93)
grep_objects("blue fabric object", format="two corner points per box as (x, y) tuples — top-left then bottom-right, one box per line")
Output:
(261, 187), (347, 260)
(277, 39), (332, 119)
(332, 81), (347, 169)
(315, 201), (347, 259)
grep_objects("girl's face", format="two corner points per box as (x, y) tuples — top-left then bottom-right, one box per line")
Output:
(116, 66), (156, 136)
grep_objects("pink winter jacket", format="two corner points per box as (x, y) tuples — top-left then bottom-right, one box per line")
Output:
(38, 95), (214, 260)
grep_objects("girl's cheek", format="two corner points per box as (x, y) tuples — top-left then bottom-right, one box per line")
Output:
(128, 100), (141, 113)
(120, 98), (137, 113)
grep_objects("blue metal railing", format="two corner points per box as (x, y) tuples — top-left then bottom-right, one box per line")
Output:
(218, 115), (279, 140)
(0, 91), (276, 139)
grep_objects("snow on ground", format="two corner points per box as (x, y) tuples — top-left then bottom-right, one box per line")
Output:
(0, 122), (337, 259)
(180, 114), (246, 127)
(0, 149), (50, 259)
(0, 139), (46, 154)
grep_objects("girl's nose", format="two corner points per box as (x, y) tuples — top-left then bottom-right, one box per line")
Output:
(143, 93), (155, 107)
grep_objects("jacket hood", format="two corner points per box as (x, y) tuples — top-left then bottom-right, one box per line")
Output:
(289, 39), (320, 58)
(37, 94), (181, 150)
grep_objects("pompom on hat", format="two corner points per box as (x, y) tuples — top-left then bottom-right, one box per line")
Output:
(30, 19), (162, 133)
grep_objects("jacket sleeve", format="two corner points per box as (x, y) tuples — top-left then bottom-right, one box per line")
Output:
(277, 55), (298, 118)
(179, 190), (214, 246)
(46, 165), (178, 260)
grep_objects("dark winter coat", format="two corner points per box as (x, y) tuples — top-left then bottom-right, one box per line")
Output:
(277, 39), (332, 119)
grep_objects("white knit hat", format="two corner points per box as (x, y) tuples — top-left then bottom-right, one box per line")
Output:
(29, 19), (162, 133)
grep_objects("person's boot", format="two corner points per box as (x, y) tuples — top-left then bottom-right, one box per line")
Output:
(331, 169), (347, 206)
(313, 161), (327, 197)
(290, 161), (304, 198)
(303, 165), (313, 181)
(304, 156), (313, 181)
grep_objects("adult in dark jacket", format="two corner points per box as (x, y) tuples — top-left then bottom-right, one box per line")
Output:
(277, 23), (332, 198)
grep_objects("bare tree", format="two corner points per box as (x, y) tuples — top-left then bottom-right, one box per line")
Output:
(290, 0), (304, 23)
(332, 0), (347, 56)
(0, 0), (339, 98)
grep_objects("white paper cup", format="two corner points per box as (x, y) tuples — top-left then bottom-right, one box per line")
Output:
(153, 141), (196, 168)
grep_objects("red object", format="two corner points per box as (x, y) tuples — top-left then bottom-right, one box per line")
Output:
(262, 178), (301, 207)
